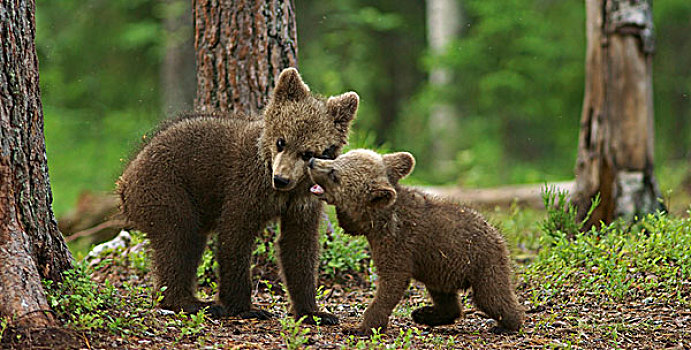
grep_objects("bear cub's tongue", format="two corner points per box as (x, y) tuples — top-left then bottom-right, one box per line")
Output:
(310, 184), (324, 195)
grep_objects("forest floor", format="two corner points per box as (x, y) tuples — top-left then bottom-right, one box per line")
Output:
(3, 251), (689, 348)
(2, 204), (690, 349)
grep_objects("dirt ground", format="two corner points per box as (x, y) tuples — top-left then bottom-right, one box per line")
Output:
(2, 259), (689, 350)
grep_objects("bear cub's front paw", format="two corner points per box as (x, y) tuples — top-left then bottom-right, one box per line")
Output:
(180, 302), (227, 319)
(411, 306), (459, 327)
(204, 304), (228, 319)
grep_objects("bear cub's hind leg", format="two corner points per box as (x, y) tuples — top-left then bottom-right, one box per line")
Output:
(412, 289), (462, 327)
(470, 271), (524, 333)
(149, 226), (214, 315)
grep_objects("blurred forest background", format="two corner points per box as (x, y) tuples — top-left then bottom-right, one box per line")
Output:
(36, 0), (690, 216)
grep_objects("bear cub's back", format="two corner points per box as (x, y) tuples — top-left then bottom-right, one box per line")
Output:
(121, 115), (267, 209)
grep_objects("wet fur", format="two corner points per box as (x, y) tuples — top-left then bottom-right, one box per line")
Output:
(308, 150), (525, 334)
(117, 68), (358, 324)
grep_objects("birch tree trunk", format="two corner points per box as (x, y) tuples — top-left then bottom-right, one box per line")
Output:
(193, 0), (298, 114)
(427, 0), (461, 174)
(574, 0), (665, 227)
(0, 0), (74, 327)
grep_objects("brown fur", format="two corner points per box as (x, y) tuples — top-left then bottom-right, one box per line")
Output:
(117, 68), (358, 325)
(307, 149), (525, 334)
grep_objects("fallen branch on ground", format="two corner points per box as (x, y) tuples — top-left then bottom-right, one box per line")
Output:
(65, 220), (128, 243)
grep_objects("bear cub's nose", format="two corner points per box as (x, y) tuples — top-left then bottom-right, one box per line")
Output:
(273, 175), (291, 188)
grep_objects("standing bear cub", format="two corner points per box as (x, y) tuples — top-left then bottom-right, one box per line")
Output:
(307, 149), (525, 334)
(118, 68), (358, 325)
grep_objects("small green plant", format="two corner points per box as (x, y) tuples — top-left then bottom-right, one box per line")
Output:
(392, 327), (420, 349)
(392, 297), (415, 318)
(341, 335), (358, 350)
(43, 260), (119, 331)
(280, 315), (311, 350)
(315, 285), (327, 303)
(197, 247), (218, 288)
(253, 225), (278, 266)
(540, 186), (600, 240)
(369, 327), (384, 345)
(261, 280), (283, 310)
(320, 224), (370, 279)
(168, 309), (207, 343)
(43, 259), (159, 336)
(0, 316), (9, 341)
(127, 231), (150, 274)
(444, 335), (456, 349)
(340, 327), (453, 349)
(153, 286), (167, 308)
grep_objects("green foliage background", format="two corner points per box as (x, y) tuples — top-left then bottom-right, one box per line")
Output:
(36, 0), (690, 215)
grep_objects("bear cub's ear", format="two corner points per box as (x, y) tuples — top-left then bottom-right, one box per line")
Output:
(369, 185), (397, 209)
(327, 92), (359, 132)
(273, 67), (310, 102)
(382, 152), (415, 184)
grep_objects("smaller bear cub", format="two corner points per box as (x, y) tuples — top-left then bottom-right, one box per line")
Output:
(308, 149), (525, 335)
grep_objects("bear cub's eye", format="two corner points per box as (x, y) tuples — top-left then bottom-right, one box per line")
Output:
(301, 151), (314, 161)
(276, 138), (286, 152)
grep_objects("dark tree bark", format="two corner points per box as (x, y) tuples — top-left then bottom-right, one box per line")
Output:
(161, 0), (196, 115)
(0, 0), (74, 327)
(574, 0), (665, 227)
(193, 0), (298, 115)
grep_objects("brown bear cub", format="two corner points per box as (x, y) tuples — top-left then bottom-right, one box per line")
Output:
(117, 68), (359, 325)
(307, 149), (525, 334)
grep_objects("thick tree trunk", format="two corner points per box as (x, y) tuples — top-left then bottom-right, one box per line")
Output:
(161, 0), (197, 115)
(574, 0), (664, 227)
(193, 0), (298, 114)
(426, 0), (461, 174)
(0, 0), (74, 327)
